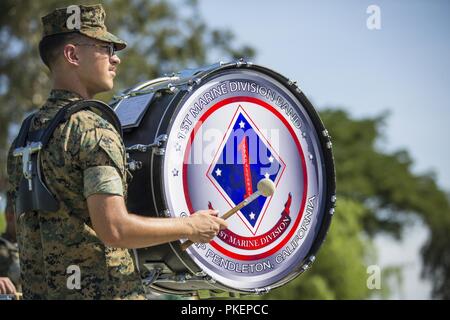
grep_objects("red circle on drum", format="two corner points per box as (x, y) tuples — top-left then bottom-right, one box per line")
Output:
(183, 96), (308, 261)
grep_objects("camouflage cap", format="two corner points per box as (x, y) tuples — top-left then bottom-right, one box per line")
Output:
(41, 4), (126, 50)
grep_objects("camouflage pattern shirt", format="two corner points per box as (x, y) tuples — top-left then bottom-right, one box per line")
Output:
(7, 89), (145, 299)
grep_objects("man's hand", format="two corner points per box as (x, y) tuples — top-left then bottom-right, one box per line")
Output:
(185, 210), (228, 243)
(0, 277), (16, 295)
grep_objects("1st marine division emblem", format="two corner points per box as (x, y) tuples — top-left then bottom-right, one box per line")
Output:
(161, 66), (335, 292)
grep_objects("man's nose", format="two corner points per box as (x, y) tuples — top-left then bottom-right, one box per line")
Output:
(110, 54), (120, 65)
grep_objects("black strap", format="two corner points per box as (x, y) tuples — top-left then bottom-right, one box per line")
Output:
(14, 113), (36, 149)
(68, 100), (122, 138)
(13, 99), (123, 213)
(39, 99), (122, 148)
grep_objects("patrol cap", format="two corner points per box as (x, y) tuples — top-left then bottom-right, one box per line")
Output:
(41, 4), (126, 51)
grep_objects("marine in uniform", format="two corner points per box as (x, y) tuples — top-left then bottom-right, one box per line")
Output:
(6, 4), (227, 300)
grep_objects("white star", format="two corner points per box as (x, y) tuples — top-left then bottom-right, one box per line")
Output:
(215, 168), (222, 176)
(264, 172), (270, 179)
(249, 212), (255, 220)
(268, 156), (274, 163)
(239, 120), (246, 129)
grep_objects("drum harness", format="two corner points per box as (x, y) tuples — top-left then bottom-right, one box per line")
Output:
(12, 99), (123, 213)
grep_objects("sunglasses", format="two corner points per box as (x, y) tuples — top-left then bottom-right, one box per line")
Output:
(73, 43), (116, 57)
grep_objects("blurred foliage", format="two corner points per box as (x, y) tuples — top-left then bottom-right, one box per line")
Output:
(1, 0), (449, 300)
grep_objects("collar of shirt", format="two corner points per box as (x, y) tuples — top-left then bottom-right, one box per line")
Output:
(45, 89), (84, 108)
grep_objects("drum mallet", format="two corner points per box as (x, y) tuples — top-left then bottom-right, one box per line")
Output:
(180, 178), (276, 251)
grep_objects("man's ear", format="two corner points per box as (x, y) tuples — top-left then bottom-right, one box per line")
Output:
(63, 44), (80, 66)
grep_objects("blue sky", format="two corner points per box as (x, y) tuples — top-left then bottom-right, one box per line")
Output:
(197, 0), (450, 299)
(198, 0), (450, 192)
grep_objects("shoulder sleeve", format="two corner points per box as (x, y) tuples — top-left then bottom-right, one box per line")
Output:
(83, 166), (124, 198)
(71, 110), (126, 198)
(78, 124), (126, 173)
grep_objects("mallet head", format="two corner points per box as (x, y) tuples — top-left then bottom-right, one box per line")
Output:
(257, 178), (276, 197)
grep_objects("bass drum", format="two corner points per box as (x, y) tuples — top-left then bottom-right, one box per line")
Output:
(111, 60), (336, 296)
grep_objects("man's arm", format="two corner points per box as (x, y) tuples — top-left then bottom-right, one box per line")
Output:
(87, 194), (227, 249)
(77, 118), (227, 248)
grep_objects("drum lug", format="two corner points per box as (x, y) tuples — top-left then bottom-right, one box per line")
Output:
(126, 134), (168, 155)
(126, 143), (156, 153)
(322, 129), (333, 150)
(331, 195), (337, 208)
(254, 287), (271, 295)
(154, 134), (168, 156)
(127, 159), (142, 171)
(194, 271), (207, 277)
(301, 255), (316, 272)
(167, 83), (178, 94)
(156, 134), (168, 144)
(236, 57), (251, 67)
(160, 209), (171, 217)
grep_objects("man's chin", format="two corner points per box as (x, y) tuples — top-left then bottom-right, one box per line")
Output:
(96, 82), (114, 94)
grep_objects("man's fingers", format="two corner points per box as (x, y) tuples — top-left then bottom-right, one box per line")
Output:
(6, 279), (17, 294)
(214, 217), (228, 230)
(0, 282), (6, 294)
(208, 210), (219, 216)
(0, 278), (16, 294)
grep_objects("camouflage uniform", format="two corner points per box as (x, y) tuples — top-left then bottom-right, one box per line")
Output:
(0, 234), (21, 292)
(7, 90), (145, 300)
(6, 5), (145, 299)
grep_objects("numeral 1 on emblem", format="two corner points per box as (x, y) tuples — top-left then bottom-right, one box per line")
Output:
(238, 136), (253, 198)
